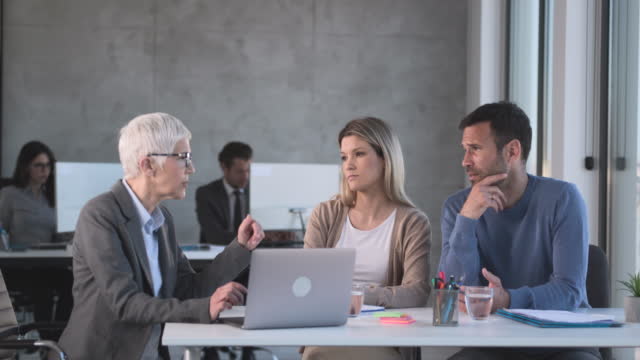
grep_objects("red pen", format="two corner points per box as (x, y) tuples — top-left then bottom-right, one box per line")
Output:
(438, 271), (445, 289)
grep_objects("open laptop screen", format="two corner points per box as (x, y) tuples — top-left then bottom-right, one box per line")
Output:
(238, 248), (355, 330)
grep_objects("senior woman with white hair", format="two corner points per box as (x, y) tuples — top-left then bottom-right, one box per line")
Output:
(58, 113), (264, 360)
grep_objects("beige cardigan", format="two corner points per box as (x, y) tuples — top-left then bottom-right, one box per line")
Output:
(304, 199), (431, 308)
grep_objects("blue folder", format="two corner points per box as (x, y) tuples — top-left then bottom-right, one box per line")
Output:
(497, 309), (623, 328)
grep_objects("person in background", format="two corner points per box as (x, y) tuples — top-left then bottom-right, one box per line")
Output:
(439, 102), (600, 360)
(58, 113), (264, 359)
(0, 141), (56, 247)
(0, 140), (73, 332)
(196, 141), (252, 245)
(303, 117), (431, 360)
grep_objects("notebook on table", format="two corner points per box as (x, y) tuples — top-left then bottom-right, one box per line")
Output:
(497, 309), (623, 328)
(223, 248), (355, 330)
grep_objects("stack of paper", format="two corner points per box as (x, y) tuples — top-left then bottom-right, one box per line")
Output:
(497, 309), (623, 328)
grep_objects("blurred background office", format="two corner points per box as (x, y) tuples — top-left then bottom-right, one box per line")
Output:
(0, 0), (467, 282)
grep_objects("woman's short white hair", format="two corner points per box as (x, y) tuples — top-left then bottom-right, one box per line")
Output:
(118, 112), (192, 179)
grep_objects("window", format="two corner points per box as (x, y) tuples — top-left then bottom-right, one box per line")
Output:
(507, 0), (541, 174)
(609, 0), (640, 304)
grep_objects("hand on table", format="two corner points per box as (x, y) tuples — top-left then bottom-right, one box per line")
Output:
(209, 281), (247, 320)
(458, 268), (510, 314)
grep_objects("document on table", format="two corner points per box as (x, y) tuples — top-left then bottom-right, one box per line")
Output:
(497, 309), (623, 328)
(361, 305), (385, 313)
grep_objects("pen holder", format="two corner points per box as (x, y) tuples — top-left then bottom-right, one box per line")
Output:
(433, 289), (459, 326)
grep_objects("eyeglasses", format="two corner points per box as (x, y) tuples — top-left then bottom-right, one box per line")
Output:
(31, 162), (52, 170)
(147, 152), (193, 169)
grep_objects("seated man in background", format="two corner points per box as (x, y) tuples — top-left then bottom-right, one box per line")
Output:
(196, 142), (295, 247)
(438, 102), (601, 360)
(196, 141), (252, 245)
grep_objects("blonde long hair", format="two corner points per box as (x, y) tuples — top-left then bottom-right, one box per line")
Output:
(337, 117), (414, 208)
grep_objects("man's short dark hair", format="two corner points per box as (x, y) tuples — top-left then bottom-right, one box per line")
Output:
(458, 101), (532, 161)
(218, 141), (253, 168)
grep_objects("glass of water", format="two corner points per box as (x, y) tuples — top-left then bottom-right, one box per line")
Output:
(350, 283), (364, 317)
(464, 286), (493, 320)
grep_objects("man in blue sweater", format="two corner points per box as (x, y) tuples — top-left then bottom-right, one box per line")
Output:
(439, 102), (601, 360)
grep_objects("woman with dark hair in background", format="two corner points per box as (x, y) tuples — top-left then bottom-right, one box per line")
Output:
(0, 140), (57, 246)
(0, 140), (73, 336)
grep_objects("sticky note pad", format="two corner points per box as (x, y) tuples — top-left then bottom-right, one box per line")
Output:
(373, 311), (407, 318)
(380, 316), (416, 324)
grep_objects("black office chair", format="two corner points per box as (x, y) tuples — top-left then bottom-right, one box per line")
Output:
(586, 244), (609, 308)
(586, 244), (611, 360)
(0, 269), (67, 359)
(0, 178), (13, 190)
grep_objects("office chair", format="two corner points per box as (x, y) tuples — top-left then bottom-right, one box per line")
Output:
(0, 178), (12, 190)
(0, 269), (68, 359)
(586, 244), (611, 360)
(186, 346), (278, 360)
(586, 245), (609, 308)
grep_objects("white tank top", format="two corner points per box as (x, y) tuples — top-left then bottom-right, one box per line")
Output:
(336, 209), (397, 286)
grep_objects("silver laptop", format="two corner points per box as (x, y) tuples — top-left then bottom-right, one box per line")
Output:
(224, 248), (355, 330)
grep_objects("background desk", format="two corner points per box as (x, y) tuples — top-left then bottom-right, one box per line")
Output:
(163, 307), (640, 349)
(0, 245), (225, 269)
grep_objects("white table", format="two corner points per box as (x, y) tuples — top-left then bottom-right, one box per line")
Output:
(182, 246), (225, 261)
(163, 307), (640, 348)
(0, 245), (225, 269)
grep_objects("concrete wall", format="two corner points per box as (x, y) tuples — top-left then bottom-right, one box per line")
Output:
(2, 0), (467, 277)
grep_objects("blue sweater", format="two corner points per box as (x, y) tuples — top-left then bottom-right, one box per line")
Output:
(438, 174), (590, 310)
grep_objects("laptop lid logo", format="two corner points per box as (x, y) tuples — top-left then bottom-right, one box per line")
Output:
(292, 276), (312, 297)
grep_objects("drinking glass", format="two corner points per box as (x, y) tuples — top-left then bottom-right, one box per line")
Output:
(350, 283), (364, 317)
(464, 286), (494, 320)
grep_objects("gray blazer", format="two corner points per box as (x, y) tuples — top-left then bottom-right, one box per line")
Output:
(58, 181), (251, 359)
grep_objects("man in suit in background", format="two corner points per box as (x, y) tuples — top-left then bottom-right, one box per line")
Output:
(196, 142), (254, 360)
(196, 142), (252, 245)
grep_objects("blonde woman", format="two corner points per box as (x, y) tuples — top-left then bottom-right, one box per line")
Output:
(303, 117), (431, 360)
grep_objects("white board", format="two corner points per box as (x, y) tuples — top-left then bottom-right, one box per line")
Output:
(56, 162), (123, 232)
(250, 163), (340, 230)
